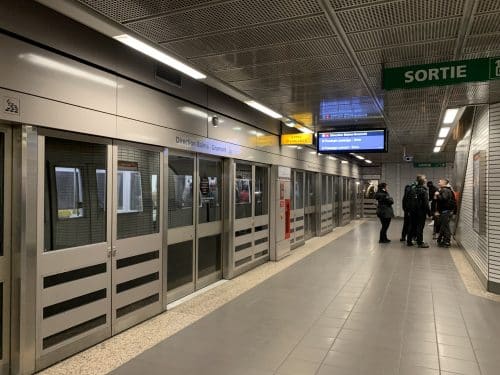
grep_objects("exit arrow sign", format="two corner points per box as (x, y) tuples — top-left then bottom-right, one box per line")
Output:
(383, 57), (500, 90)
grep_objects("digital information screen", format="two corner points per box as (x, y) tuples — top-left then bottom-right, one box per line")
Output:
(317, 129), (387, 153)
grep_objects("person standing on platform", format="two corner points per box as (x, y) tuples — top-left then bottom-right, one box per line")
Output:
(401, 184), (412, 242)
(435, 178), (456, 248)
(427, 181), (440, 238)
(375, 183), (394, 243)
(406, 175), (430, 248)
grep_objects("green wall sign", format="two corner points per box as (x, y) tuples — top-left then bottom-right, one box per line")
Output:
(414, 162), (446, 168)
(383, 57), (500, 90)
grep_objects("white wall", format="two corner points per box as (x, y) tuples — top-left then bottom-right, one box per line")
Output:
(381, 163), (454, 217)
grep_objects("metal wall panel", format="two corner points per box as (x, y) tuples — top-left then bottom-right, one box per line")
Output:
(456, 105), (489, 279)
(116, 78), (208, 138)
(0, 34), (117, 114)
(488, 103), (500, 283)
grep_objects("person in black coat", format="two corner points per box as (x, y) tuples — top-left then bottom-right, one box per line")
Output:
(375, 183), (394, 243)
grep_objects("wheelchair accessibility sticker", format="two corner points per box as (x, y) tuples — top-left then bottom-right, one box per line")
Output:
(2, 96), (20, 116)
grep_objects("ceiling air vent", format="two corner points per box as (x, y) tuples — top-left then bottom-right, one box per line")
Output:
(156, 64), (182, 87)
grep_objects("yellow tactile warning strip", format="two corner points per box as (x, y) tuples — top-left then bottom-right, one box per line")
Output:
(449, 247), (500, 302)
(38, 221), (364, 375)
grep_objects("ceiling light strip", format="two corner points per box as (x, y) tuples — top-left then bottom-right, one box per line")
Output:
(114, 34), (206, 80)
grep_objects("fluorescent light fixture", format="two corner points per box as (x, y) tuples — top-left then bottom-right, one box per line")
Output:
(180, 106), (207, 119)
(245, 100), (282, 119)
(309, 151), (317, 154)
(439, 127), (451, 138)
(443, 108), (459, 124)
(298, 126), (314, 134)
(355, 155), (365, 160)
(433, 146), (441, 153)
(284, 120), (296, 128)
(19, 53), (116, 87)
(436, 139), (445, 147)
(364, 160), (373, 164)
(341, 160), (348, 164)
(113, 34), (206, 79)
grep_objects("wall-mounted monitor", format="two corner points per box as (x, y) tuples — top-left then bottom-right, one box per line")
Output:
(317, 129), (388, 153)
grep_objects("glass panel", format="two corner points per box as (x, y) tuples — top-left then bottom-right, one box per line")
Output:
(168, 155), (194, 228)
(0, 132), (4, 257)
(235, 163), (252, 219)
(44, 137), (107, 251)
(328, 176), (333, 204)
(55, 167), (84, 218)
(295, 172), (304, 209)
(117, 146), (160, 239)
(255, 166), (268, 216)
(321, 175), (327, 205)
(198, 235), (221, 279)
(167, 241), (193, 290)
(290, 172), (295, 210)
(199, 159), (222, 224)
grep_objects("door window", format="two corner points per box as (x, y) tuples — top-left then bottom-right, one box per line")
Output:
(255, 166), (268, 216)
(235, 163), (252, 219)
(199, 159), (222, 224)
(116, 146), (160, 239)
(44, 137), (107, 251)
(168, 155), (194, 228)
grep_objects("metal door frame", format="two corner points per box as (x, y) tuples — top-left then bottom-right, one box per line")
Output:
(291, 169), (305, 249)
(166, 151), (225, 303)
(0, 124), (11, 375)
(111, 140), (164, 334)
(195, 154), (224, 290)
(229, 160), (270, 279)
(165, 150), (196, 304)
(304, 171), (316, 241)
(35, 128), (113, 371)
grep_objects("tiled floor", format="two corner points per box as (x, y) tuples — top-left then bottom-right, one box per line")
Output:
(110, 220), (500, 375)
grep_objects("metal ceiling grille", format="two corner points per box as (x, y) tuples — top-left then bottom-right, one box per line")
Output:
(336, 0), (465, 33)
(126, 0), (323, 42)
(76, 0), (500, 162)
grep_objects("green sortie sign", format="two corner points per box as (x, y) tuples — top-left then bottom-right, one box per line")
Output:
(414, 162), (446, 168)
(383, 57), (500, 90)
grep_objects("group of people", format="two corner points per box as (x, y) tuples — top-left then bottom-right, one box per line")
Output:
(375, 175), (457, 248)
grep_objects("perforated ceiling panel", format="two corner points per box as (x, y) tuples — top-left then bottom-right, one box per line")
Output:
(76, 0), (500, 163)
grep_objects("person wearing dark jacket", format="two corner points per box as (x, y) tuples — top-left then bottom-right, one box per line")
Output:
(375, 183), (394, 243)
(435, 178), (455, 247)
(406, 175), (431, 248)
(401, 184), (412, 242)
(428, 181), (440, 238)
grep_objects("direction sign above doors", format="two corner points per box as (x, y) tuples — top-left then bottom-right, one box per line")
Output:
(383, 57), (500, 90)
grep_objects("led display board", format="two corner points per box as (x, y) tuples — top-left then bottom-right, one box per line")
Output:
(317, 129), (388, 153)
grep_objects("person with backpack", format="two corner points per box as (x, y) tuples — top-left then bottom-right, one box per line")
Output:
(406, 175), (431, 248)
(375, 183), (394, 243)
(434, 178), (456, 248)
(400, 184), (412, 242)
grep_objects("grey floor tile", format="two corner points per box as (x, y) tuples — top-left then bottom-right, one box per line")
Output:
(289, 345), (329, 362)
(106, 221), (500, 375)
(276, 358), (321, 375)
(440, 357), (481, 375)
(439, 343), (477, 361)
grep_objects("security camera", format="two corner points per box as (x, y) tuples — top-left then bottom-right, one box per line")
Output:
(211, 116), (219, 127)
(403, 155), (414, 162)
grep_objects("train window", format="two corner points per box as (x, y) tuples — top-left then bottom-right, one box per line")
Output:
(117, 146), (159, 239)
(117, 163), (143, 214)
(96, 169), (106, 209)
(45, 137), (107, 251)
(55, 167), (84, 219)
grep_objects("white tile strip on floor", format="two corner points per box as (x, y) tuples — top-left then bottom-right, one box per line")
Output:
(38, 221), (365, 375)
